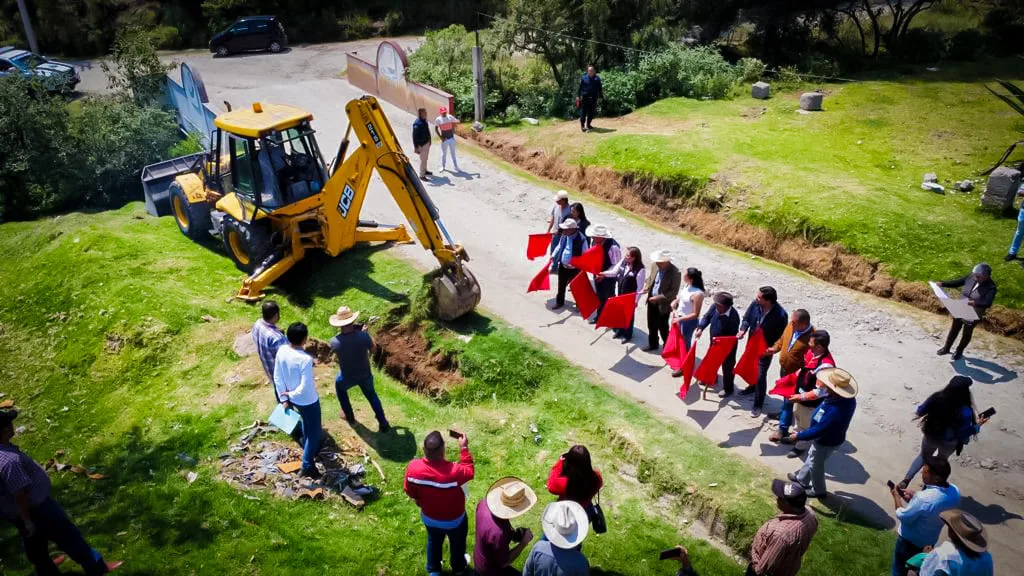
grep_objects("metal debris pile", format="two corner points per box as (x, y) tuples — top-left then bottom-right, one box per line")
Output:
(218, 422), (381, 508)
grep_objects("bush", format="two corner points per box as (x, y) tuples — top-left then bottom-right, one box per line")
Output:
(600, 69), (642, 116)
(981, 9), (1024, 57)
(798, 53), (840, 79)
(947, 29), (987, 61)
(383, 10), (404, 36)
(101, 27), (173, 107)
(890, 28), (947, 64)
(636, 45), (739, 103)
(148, 25), (181, 50)
(339, 13), (375, 40)
(738, 57), (767, 83)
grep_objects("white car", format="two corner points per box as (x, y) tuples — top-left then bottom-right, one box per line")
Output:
(0, 46), (79, 92)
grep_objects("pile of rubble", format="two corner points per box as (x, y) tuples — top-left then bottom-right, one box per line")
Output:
(218, 422), (381, 508)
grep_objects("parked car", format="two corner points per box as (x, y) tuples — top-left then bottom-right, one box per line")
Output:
(209, 16), (288, 57)
(0, 46), (79, 92)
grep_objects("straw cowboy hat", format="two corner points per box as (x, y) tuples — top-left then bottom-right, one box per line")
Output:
(815, 367), (858, 398)
(650, 250), (673, 263)
(541, 501), (589, 549)
(328, 306), (360, 327)
(553, 190), (569, 202)
(589, 224), (612, 238)
(940, 510), (987, 553)
(485, 477), (538, 520)
(558, 218), (579, 230)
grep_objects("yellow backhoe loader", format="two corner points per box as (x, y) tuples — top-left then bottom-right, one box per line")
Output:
(141, 96), (480, 320)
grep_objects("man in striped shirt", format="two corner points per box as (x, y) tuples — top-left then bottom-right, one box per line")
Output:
(405, 430), (475, 576)
(434, 107), (462, 173)
(747, 479), (818, 576)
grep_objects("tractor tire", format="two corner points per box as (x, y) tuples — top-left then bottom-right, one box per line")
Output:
(221, 216), (273, 275)
(170, 182), (211, 242)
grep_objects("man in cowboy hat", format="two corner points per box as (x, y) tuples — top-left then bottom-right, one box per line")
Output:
(474, 477), (537, 576)
(746, 480), (818, 576)
(890, 457), (960, 576)
(693, 292), (741, 398)
(935, 263), (997, 361)
(589, 224), (621, 324)
(329, 306), (390, 433)
(435, 106), (462, 172)
(0, 410), (122, 575)
(642, 250), (682, 352)
(910, 510), (993, 576)
(523, 501), (590, 576)
(550, 218), (590, 310)
(546, 190), (573, 272)
(784, 367), (858, 499)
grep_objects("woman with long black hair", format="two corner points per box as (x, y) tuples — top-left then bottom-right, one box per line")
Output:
(570, 202), (590, 238)
(600, 246), (646, 341)
(671, 268), (706, 353)
(900, 376), (990, 489)
(547, 445), (603, 508)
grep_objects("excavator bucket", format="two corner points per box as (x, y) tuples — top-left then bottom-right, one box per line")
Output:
(432, 265), (482, 321)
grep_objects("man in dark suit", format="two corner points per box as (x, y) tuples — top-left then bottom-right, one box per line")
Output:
(642, 250), (681, 352)
(694, 292), (742, 398)
(936, 263), (997, 360)
(737, 286), (789, 418)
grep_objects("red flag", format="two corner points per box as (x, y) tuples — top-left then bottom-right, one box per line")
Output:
(569, 272), (600, 319)
(527, 233), (554, 260)
(734, 329), (768, 386)
(694, 336), (738, 386)
(595, 293), (636, 329)
(678, 343), (697, 397)
(527, 262), (551, 293)
(662, 323), (684, 370)
(569, 245), (604, 275)
(769, 372), (799, 397)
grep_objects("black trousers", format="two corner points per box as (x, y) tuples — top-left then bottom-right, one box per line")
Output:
(580, 97), (597, 128)
(721, 346), (737, 394)
(594, 278), (616, 319)
(556, 266), (580, 307)
(647, 304), (670, 349)
(944, 318), (976, 353)
(753, 355), (773, 408)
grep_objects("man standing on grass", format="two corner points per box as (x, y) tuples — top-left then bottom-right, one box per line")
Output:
(577, 66), (603, 133)
(693, 292), (741, 398)
(890, 457), (960, 576)
(413, 107), (433, 180)
(474, 476), (536, 576)
(328, 305), (390, 433)
(737, 286), (789, 418)
(252, 300), (288, 402)
(1003, 185), (1024, 263)
(935, 263), (996, 361)
(435, 106), (462, 173)
(746, 480), (818, 576)
(405, 430), (475, 576)
(273, 322), (322, 479)
(0, 410), (122, 575)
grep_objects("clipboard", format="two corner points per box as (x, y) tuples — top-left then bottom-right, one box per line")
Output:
(929, 282), (979, 322)
(269, 404), (302, 435)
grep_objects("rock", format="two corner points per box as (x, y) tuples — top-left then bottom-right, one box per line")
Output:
(751, 81), (771, 100)
(957, 180), (975, 192)
(923, 172), (938, 184)
(980, 458), (998, 470)
(982, 167), (1021, 210)
(921, 182), (945, 194)
(522, 117), (539, 125)
(799, 92), (824, 111)
(233, 333), (257, 357)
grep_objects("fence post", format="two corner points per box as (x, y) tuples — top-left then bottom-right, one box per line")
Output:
(15, 0), (40, 54)
(472, 31), (484, 123)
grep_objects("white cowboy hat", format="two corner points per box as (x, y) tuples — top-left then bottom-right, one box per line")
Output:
(558, 218), (579, 230)
(553, 190), (569, 201)
(650, 250), (673, 263)
(815, 367), (858, 398)
(589, 224), (612, 238)
(485, 477), (538, 520)
(541, 501), (589, 549)
(328, 306), (360, 327)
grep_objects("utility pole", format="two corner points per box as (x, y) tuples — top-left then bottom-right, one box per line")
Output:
(472, 30), (484, 124)
(15, 0), (40, 54)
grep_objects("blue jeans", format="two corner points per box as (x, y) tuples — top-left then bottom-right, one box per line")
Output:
(892, 535), (924, 576)
(425, 515), (468, 575)
(794, 442), (838, 496)
(680, 318), (699, 351)
(335, 373), (389, 427)
(1010, 207), (1024, 256)
(294, 400), (322, 472)
(16, 497), (106, 576)
(778, 400), (795, 435)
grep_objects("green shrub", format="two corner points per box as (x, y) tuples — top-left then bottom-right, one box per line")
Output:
(148, 25), (180, 49)
(636, 45), (739, 103)
(383, 10), (404, 36)
(339, 13), (375, 40)
(168, 132), (206, 158)
(891, 28), (947, 64)
(599, 69), (641, 116)
(798, 53), (840, 79)
(947, 29), (987, 61)
(738, 57), (767, 83)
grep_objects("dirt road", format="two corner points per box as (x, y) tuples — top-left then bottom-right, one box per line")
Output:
(84, 43), (1024, 566)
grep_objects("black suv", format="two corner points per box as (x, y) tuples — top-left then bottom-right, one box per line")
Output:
(209, 16), (288, 57)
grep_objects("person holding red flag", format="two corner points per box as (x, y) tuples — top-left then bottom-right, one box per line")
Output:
(770, 330), (836, 458)
(550, 219), (590, 310)
(546, 191), (572, 271)
(693, 292), (741, 398)
(669, 268), (706, 374)
(737, 287), (789, 418)
(641, 250), (681, 352)
(588, 225), (622, 324)
(599, 246), (645, 341)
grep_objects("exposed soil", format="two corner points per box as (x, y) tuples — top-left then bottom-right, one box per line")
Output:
(372, 322), (463, 396)
(462, 127), (1024, 339)
(304, 338), (335, 365)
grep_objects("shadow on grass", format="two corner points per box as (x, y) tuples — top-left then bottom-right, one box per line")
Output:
(851, 57), (1024, 85)
(814, 490), (896, 530)
(275, 245), (410, 309)
(350, 421), (417, 462)
(443, 310), (495, 337)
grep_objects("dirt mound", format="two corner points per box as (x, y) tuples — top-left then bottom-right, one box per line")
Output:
(304, 338), (335, 365)
(372, 322), (462, 395)
(462, 128), (1024, 339)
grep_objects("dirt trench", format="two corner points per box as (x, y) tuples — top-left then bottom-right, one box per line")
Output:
(372, 322), (463, 396)
(461, 128), (1024, 340)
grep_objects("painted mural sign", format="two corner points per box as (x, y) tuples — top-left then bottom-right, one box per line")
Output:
(166, 62), (218, 147)
(346, 41), (454, 117)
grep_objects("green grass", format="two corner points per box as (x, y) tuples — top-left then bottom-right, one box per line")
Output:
(500, 59), (1024, 310)
(0, 204), (893, 575)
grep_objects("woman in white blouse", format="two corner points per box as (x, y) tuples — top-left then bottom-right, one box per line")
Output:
(670, 268), (706, 375)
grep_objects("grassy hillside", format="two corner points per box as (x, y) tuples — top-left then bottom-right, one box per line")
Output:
(495, 59), (1024, 310)
(0, 204), (892, 575)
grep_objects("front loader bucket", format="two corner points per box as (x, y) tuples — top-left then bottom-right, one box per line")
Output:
(432, 265), (481, 321)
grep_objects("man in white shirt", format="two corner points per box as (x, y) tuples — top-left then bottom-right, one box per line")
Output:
(273, 322), (322, 478)
(911, 510), (993, 576)
(434, 106), (461, 173)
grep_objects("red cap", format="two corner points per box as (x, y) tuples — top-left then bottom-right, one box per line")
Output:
(439, 106), (447, 115)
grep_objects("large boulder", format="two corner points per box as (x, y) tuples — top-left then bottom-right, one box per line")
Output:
(982, 166), (1021, 210)
(752, 82), (771, 100)
(799, 92), (824, 111)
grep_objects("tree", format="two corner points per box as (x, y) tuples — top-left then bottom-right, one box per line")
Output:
(101, 26), (174, 106)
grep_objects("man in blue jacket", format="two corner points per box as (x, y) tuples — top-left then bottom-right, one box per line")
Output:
(412, 108), (433, 180)
(737, 286), (789, 418)
(577, 66), (603, 132)
(784, 367), (858, 499)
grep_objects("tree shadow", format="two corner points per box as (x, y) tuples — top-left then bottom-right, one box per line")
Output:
(959, 494), (1024, 526)
(953, 357), (1018, 385)
(275, 245), (410, 308)
(856, 57), (1024, 85)
(814, 490), (896, 530)
(718, 425), (763, 448)
(350, 421), (417, 463)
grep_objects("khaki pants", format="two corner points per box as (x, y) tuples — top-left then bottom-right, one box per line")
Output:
(415, 143), (430, 177)
(794, 404), (814, 450)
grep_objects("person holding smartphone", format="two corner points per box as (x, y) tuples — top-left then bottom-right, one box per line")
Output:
(474, 477), (537, 576)
(890, 457), (960, 576)
(659, 546), (700, 576)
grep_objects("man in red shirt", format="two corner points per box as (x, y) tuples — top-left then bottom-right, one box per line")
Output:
(405, 430), (475, 576)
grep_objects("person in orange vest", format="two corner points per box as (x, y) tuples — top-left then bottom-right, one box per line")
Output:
(434, 106), (462, 173)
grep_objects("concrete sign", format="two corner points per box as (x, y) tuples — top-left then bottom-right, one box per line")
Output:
(346, 40), (454, 118)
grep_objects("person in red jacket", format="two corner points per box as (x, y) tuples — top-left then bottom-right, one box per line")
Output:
(546, 445), (603, 509)
(405, 430), (475, 576)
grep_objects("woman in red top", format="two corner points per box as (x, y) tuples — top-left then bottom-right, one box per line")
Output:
(546, 445), (603, 507)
